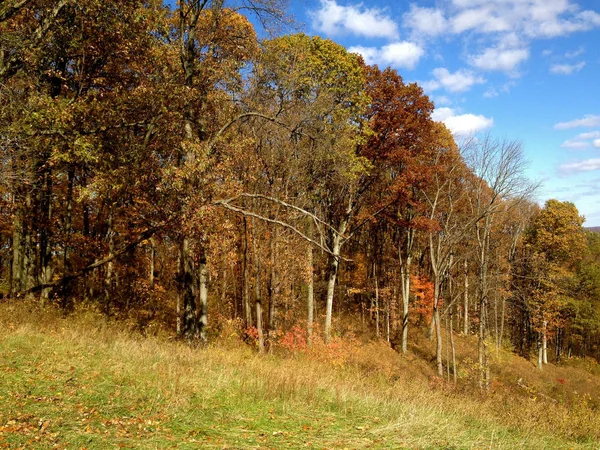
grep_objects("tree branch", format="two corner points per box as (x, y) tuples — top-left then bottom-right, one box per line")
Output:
(214, 198), (350, 260)
(22, 224), (164, 296)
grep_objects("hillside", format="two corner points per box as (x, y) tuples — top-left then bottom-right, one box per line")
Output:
(587, 226), (600, 233)
(1, 302), (600, 449)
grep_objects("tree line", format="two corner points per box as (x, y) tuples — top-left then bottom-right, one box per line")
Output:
(1, 0), (599, 386)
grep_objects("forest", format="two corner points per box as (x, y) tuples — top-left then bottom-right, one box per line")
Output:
(2, 0), (600, 393)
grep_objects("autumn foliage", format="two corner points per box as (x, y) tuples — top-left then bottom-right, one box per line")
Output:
(1, 0), (600, 387)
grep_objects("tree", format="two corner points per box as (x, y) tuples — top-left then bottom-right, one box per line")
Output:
(523, 199), (586, 368)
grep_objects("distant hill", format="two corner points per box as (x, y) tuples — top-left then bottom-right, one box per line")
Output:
(587, 227), (600, 233)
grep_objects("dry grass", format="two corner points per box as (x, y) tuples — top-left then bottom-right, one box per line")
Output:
(0, 300), (599, 448)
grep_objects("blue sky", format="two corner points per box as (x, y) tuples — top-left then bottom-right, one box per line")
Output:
(281, 0), (600, 226)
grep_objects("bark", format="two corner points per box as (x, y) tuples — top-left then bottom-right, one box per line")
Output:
(242, 217), (252, 326)
(556, 327), (562, 363)
(324, 217), (347, 344)
(494, 288), (499, 354)
(307, 242), (314, 347)
(499, 297), (506, 350)
(176, 253), (181, 336)
(104, 205), (114, 317)
(433, 280), (443, 377)
(10, 195), (26, 296)
(446, 315), (451, 381)
(39, 169), (53, 302)
(399, 228), (414, 353)
(59, 169), (75, 306)
(450, 311), (457, 383)
(267, 227), (277, 332)
(463, 259), (469, 335)
(198, 248), (208, 342)
(476, 216), (491, 390)
(251, 220), (265, 353)
(537, 333), (543, 370)
(542, 320), (548, 365)
(180, 237), (199, 342)
(374, 262), (380, 338)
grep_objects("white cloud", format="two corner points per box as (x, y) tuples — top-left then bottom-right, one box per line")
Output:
(407, 0), (600, 39)
(483, 88), (499, 98)
(451, 7), (510, 34)
(577, 131), (600, 140)
(560, 158), (600, 173)
(532, 10), (600, 38)
(565, 47), (585, 58)
(470, 46), (529, 72)
(434, 95), (452, 106)
(400, 0), (600, 78)
(554, 115), (600, 130)
(425, 67), (486, 93)
(561, 139), (590, 149)
(310, 0), (398, 39)
(432, 107), (494, 136)
(550, 61), (586, 74)
(403, 5), (448, 36)
(349, 42), (425, 70)
(560, 131), (600, 149)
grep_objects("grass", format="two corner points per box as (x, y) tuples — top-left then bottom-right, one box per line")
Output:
(0, 302), (599, 449)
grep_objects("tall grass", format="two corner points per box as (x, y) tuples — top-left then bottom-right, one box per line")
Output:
(0, 301), (599, 449)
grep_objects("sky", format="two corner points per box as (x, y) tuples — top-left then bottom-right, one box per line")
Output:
(280, 0), (600, 226)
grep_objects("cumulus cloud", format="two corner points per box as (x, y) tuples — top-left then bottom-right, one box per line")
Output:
(399, 0), (600, 76)
(470, 46), (530, 72)
(451, 7), (510, 34)
(560, 158), (600, 173)
(561, 139), (590, 149)
(310, 0), (398, 39)
(550, 61), (586, 74)
(565, 47), (585, 58)
(349, 42), (425, 70)
(403, 5), (448, 36)
(424, 68), (486, 93)
(577, 131), (600, 140)
(403, 0), (600, 39)
(431, 107), (494, 136)
(560, 131), (600, 149)
(554, 115), (600, 130)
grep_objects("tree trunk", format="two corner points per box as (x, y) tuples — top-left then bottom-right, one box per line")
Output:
(399, 229), (413, 353)
(463, 259), (469, 335)
(537, 333), (543, 370)
(374, 262), (380, 338)
(104, 205), (114, 317)
(11, 189), (34, 297)
(180, 237), (199, 342)
(149, 238), (155, 289)
(307, 242), (314, 347)
(324, 217), (347, 344)
(542, 320), (548, 365)
(39, 169), (53, 302)
(267, 227), (277, 332)
(251, 220), (265, 353)
(499, 297), (506, 350)
(242, 217), (252, 327)
(434, 280), (443, 377)
(176, 259), (181, 336)
(198, 248), (208, 342)
(450, 311), (457, 383)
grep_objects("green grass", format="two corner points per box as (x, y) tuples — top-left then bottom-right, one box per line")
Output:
(0, 303), (599, 449)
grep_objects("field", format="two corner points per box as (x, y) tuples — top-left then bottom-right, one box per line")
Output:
(1, 301), (599, 449)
